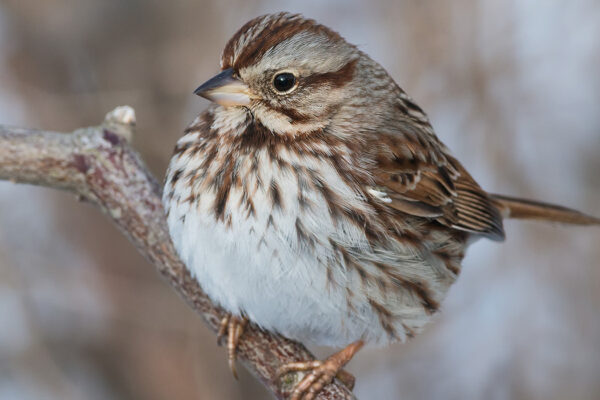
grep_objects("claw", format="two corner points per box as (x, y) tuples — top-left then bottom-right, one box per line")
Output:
(334, 368), (356, 390)
(216, 314), (247, 379)
(278, 340), (364, 400)
(277, 361), (322, 377)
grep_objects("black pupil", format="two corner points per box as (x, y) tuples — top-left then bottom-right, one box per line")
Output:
(273, 73), (296, 92)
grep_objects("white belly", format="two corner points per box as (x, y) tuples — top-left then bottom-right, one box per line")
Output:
(165, 153), (387, 346)
(163, 123), (449, 346)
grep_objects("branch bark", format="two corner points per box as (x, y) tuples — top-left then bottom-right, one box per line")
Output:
(0, 107), (355, 400)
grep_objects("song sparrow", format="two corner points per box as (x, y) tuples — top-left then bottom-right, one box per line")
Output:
(163, 13), (599, 399)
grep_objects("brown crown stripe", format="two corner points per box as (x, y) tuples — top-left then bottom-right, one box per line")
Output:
(231, 17), (316, 69)
(223, 13), (344, 70)
(221, 15), (265, 67)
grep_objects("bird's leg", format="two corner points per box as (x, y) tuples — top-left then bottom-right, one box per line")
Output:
(278, 340), (364, 400)
(216, 313), (248, 379)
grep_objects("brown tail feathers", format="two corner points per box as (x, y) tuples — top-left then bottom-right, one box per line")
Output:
(491, 194), (600, 226)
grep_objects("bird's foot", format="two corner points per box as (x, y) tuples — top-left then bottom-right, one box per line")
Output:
(277, 340), (364, 400)
(216, 313), (248, 379)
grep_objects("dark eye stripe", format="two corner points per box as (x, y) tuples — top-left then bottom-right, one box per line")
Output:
(302, 59), (357, 89)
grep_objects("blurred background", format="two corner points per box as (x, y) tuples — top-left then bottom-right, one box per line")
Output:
(0, 0), (599, 399)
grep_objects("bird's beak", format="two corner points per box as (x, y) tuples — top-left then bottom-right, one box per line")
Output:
(194, 68), (253, 107)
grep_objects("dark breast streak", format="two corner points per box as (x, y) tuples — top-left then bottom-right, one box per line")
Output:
(167, 108), (469, 343)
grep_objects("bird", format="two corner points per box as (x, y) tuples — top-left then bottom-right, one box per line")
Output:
(163, 12), (599, 400)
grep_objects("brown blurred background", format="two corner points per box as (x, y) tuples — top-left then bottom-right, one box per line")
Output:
(0, 1), (599, 399)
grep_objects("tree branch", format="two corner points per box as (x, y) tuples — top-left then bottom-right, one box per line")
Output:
(0, 107), (355, 400)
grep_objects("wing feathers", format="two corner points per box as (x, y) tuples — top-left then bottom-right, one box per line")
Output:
(371, 133), (505, 240)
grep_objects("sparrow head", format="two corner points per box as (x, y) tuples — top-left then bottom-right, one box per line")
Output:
(194, 13), (387, 135)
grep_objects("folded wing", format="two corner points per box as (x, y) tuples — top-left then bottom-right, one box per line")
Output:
(371, 131), (505, 241)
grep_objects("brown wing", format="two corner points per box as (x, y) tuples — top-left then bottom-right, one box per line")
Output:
(371, 131), (505, 241)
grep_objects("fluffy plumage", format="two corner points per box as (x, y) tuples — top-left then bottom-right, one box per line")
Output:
(163, 12), (598, 394)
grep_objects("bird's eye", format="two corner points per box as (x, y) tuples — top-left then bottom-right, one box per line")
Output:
(273, 72), (297, 93)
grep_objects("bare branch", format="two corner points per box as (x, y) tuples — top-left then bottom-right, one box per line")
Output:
(0, 107), (355, 400)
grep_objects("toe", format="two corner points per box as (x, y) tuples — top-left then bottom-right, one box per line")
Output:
(277, 361), (322, 377)
(227, 318), (242, 379)
(291, 372), (318, 400)
(217, 314), (229, 345)
(218, 315), (248, 379)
